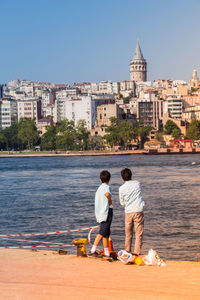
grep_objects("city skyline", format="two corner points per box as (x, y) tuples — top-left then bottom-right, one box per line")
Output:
(1, 0), (200, 84)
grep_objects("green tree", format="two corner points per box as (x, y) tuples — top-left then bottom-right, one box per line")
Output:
(155, 132), (164, 142)
(18, 118), (39, 149)
(172, 128), (182, 139)
(0, 132), (7, 150)
(123, 97), (131, 104)
(191, 87), (198, 94)
(2, 123), (20, 150)
(104, 118), (120, 147)
(104, 118), (134, 148)
(164, 120), (180, 135)
(134, 122), (153, 148)
(41, 125), (56, 150)
(56, 119), (76, 150)
(88, 136), (104, 150)
(118, 121), (134, 147)
(186, 119), (200, 140)
(57, 119), (75, 134)
(76, 120), (89, 150)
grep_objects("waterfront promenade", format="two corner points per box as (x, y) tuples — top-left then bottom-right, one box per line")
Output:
(0, 249), (200, 300)
(1, 148), (200, 157)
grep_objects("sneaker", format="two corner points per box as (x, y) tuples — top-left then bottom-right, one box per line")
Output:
(102, 255), (114, 262)
(87, 251), (101, 258)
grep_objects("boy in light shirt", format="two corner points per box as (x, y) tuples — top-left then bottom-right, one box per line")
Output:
(119, 168), (144, 255)
(88, 170), (113, 257)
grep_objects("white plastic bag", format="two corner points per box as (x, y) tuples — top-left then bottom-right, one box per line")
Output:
(117, 250), (135, 264)
(142, 249), (166, 266)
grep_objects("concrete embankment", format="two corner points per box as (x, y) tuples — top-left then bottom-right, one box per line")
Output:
(0, 249), (200, 300)
(0, 150), (144, 158)
(1, 149), (200, 158)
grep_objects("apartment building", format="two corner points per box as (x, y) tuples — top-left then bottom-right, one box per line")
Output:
(17, 97), (42, 122)
(182, 105), (200, 122)
(99, 81), (119, 94)
(65, 96), (95, 130)
(0, 84), (3, 98)
(0, 98), (17, 129)
(137, 98), (163, 129)
(166, 95), (182, 119)
(96, 103), (125, 127)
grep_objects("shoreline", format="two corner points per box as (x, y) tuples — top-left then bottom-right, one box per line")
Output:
(0, 249), (200, 300)
(1, 149), (200, 158)
(0, 150), (143, 158)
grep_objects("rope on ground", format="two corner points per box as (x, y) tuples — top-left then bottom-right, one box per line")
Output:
(0, 225), (100, 238)
(88, 225), (99, 245)
(0, 244), (70, 249)
(0, 237), (75, 246)
(0, 225), (100, 249)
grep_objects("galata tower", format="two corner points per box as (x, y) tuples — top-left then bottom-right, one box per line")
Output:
(130, 40), (147, 82)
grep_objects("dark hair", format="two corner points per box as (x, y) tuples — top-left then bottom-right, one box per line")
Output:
(100, 170), (111, 183)
(121, 168), (132, 181)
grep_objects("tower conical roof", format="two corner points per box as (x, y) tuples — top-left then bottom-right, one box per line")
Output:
(133, 40), (144, 60)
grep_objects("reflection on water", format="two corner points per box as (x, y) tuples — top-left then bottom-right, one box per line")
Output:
(0, 155), (200, 261)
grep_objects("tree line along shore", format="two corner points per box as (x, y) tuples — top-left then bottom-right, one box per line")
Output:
(0, 117), (200, 152)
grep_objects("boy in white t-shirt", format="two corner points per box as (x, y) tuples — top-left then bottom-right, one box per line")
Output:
(88, 170), (113, 257)
(119, 168), (144, 255)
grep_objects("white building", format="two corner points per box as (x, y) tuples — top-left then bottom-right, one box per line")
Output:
(19, 84), (34, 97)
(165, 94), (183, 119)
(65, 96), (95, 130)
(98, 81), (119, 94)
(120, 80), (134, 92)
(135, 81), (152, 97)
(54, 96), (95, 129)
(41, 90), (55, 117)
(73, 82), (99, 94)
(0, 98), (17, 129)
(56, 88), (79, 100)
(54, 98), (66, 123)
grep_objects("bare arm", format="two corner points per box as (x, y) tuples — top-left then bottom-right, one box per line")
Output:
(119, 190), (125, 207)
(105, 192), (112, 206)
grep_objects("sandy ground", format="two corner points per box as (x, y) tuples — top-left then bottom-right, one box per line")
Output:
(0, 250), (200, 300)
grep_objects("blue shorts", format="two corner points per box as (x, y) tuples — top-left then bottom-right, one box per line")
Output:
(99, 208), (113, 238)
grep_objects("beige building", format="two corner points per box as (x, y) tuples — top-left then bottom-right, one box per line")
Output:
(182, 105), (200, 122)
(189, 69), (199, 88)
(9, 90), (26, 100)
(91, 103), (136, 137)
(153, 80), (173, 90)
(17, 98), (41, 122)
(182, 92), (200, 108)
(176, 84), (189, 96)
(96, 103), (124, 127)
(98, 81), (119, 94)
(37, 117), (53, 135)
(161, 88), (175, 100)
(120, 80), (135, 91)
(130, 41), (147, 82)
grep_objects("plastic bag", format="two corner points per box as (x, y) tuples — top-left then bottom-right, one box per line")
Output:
(142, 249), (166, 266)
(117, 250), (136, 264)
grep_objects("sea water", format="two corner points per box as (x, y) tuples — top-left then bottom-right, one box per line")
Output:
(0, 154), (200, 261)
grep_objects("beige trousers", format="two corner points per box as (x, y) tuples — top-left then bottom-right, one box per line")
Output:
(125, 212), (144, 255)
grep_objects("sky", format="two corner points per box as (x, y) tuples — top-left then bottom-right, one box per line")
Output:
(0, 0), (200, 85)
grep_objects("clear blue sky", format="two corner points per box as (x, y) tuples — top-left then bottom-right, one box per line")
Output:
(1, 0), (200, 84)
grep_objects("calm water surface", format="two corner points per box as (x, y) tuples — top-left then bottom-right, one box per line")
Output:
(0, 155), (200, 261)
